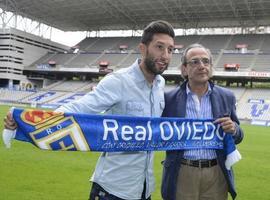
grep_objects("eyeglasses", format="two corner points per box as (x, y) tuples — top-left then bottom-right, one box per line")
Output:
(186, 58), (211, 67)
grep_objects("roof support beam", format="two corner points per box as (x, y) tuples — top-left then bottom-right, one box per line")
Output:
(105, 0), (139, 29)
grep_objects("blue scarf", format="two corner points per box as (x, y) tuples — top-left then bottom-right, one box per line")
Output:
(2, 108), (241, 169)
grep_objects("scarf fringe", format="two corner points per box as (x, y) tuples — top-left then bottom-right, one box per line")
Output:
(225, 149), (242, 170)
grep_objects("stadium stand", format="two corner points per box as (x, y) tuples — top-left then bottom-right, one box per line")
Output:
(215, 53), (255, 71)
(225, 34), (263, 50)
(20, 91), (66, 104)
(0, 88), (34, 103)
(226, 87), (246, 101)
(117, 53), (141, 69)
(48, 80), (93, 92)
(1, 84), (269, 125)
(75, 37), (99, 51)
(114, 37), (141, 52)
(174, 35), (203, 49)
(200, 35), (231, 53)
(84, 37), (123, 52)
(168, 54), (181, 70)
(253, 54), (270, 71)
(26, 34), (270, 72)
(49, 92), (86, 106)
(66, 53), (102, 67)
(96, 53), (128, 69)
(234, 88), (270, 123)
(259, 34), (270, 53)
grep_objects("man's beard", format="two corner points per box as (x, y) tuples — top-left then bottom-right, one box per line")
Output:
(144, 55), (167, 75)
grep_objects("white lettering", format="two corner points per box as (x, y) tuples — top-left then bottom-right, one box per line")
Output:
(203, 122), (215, 140)
(135, 126), (147, 141)
(56, 124), (62, 130)
(173, 122), (185, 140)
(192, 122), (203, 140)
(103, 119), (119, 140)
(160, 121), (173, 140)
(46, 128), (53, 135)
(147, 121), (152, 140)
(122, 125), (133, 141)
(186, 122), (192, 140)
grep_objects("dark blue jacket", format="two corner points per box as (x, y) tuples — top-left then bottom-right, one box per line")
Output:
(161, 81), (244, 200)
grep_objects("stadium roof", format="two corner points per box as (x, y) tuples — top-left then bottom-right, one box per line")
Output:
(2, 0), (270, 31)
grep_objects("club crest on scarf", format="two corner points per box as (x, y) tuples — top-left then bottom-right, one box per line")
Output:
(21, 109), (63, 128)
(20, 109), (90, 151)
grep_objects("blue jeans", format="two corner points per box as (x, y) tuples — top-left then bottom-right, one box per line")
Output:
(89, 182), (151, 200)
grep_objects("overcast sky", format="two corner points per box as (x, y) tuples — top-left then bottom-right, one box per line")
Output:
(50, 30), (87, 47)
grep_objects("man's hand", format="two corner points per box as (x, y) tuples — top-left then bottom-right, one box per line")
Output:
(214, 117), (236, 135)
(4, 112), (17, 130)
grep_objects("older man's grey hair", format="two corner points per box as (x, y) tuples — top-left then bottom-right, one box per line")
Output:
(180, 43), (213, 79)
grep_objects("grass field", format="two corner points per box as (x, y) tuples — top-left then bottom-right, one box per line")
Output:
(0, 104), (269, 200)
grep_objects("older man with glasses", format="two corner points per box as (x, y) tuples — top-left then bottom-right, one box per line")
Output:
(161, 43), (244, 200)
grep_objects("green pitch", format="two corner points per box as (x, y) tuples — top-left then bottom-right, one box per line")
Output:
(0, 104), (269, 200)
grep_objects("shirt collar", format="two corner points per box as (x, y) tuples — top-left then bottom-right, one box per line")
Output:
(132, 59), (162, 87)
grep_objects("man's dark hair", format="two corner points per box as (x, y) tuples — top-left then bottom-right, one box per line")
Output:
(141, 20), (175, 45)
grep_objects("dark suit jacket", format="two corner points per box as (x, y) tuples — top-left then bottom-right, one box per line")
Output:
(161, 81), (244, 200)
